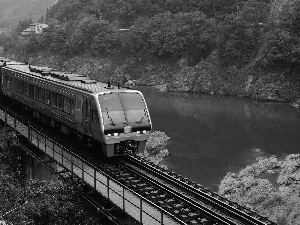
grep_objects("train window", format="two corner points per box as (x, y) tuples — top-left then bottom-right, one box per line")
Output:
(22, 82), (29, 96)
(16, 79), (22, 92)
(92, 109), (99, 123)
(64, 96), (70, 113)
(34, 86), (39, 100)
(120, 92), (148, 123)
(57, 94), (63, 110)
(39, 87), (45, 102)
(51, 92), (57, 107)
(8, 76), (13, 89)
(76, 99), (82, 110)
(86, 100), (90, 119)
(29, 84), (34, 98)
(22, 82), (26, 94)
(45, 90), (50, 104)
(6, 75), (9, 89)
(98, 94), (126, 125)
(71, 99), (75, 115)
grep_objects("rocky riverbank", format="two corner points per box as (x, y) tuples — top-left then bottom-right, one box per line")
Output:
(166, 53), (300, 104)
(4, 52), (300, 105)
(141, 131), (170, 169)
(218, 154), (300, 225)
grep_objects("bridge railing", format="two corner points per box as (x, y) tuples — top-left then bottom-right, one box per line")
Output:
(0, 109), (186, 225)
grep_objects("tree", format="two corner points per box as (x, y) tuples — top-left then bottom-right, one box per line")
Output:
(0, 133), (100, 224)
(255, 0), (300, 76)
(69, 16), (121, 55)
(130, 11), (217, 65)
(218, 0), (270, 68)
(14, 18), (33, 33)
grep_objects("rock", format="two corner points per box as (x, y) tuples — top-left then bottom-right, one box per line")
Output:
(218, 154), (300, 224)
(139, 131), (170, 168)
(278, 154), (300, 185)
(292, 99), (300, 108)
(254, 148), (261, 153)
(153, 84), (168, 92)
(278, 186), (291, 195)
(266, 169), (277, 174)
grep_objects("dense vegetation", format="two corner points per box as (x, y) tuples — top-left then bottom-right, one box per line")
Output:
(0, 130), (102, 224)
(1, 0), (300, 101)
(0, 0), (56, 32)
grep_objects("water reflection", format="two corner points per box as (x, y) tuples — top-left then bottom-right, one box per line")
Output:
(139, 87), (300, 191)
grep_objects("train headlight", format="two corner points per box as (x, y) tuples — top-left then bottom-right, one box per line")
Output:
(107, 134), (111, 137)
(142, 130), (147, 134)
(113, 133), (119, 136)
(136, 131), (141, 134)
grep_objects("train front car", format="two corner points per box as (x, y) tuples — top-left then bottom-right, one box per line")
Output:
(98, 90), (151, 157)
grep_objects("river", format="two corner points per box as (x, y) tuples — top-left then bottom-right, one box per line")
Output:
(139, 87), (300, 192)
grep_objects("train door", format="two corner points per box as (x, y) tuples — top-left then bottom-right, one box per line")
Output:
(3, 70), (11, 96)
(75, 94), (84, 133)
(0, 67), (2, 93)
(83, 96), (92, 136)
(90, 99), (101, 138)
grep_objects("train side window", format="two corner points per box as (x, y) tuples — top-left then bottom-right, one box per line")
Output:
(22, 82), (25, 94)
(64, 96), (70, 113)
(6, 75), (9, 89)
(29, 84), (34, 98)
(76, 99), (82, 110)
(92, 109), (99, 123)
(71, 99), (75, 115)
(57, 94), (63, 110)
(16, 79), (22, 92)
(51, 92), (57, 107)
(86, 100), (90, 119)
(34, 86), (39, 100)
(22, 82), (29, 96)
(45, 90), (50, 104)
(39, 87), (45, 102)
(9, 77), (13, 89)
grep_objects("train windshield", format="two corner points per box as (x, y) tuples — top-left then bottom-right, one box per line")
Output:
(98, 92), (149, 127)
(98, 93), (126, 125)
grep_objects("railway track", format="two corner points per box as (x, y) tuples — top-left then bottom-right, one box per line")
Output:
(118, 155), (276, 225)
(0, 100), (276, 225)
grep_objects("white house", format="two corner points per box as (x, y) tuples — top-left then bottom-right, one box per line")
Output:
(21, 23), (49, 36)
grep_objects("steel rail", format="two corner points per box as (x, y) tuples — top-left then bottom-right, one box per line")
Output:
(113, 158), (239, 224)
(122, 155), (276, 225)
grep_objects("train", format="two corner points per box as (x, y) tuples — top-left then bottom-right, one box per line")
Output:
(0, 57), (152, 157)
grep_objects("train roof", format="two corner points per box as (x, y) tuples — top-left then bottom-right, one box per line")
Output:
(0, 58), (25, 65)
(5, 63), (120, 94)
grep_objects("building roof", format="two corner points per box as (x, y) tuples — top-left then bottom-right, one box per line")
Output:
(30, 23), (41, 26)
(23, 28), (33, 32)
(30, 23), (48, 27)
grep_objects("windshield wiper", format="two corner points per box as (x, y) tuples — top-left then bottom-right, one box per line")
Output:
(138, 108), (148, 124)
(106, 108), (115, 126)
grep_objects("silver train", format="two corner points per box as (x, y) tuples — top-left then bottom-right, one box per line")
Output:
(0, 58), (152, 157)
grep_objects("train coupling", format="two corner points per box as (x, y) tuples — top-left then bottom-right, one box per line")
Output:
(114, 141), (139, 155)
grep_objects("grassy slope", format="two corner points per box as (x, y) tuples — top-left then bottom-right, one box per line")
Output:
(0, 0), (56, 32)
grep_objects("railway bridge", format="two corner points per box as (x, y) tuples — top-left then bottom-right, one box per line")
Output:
(0, 102), (276, 225)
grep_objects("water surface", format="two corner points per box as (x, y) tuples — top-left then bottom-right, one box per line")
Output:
(139, 87), (300, 191)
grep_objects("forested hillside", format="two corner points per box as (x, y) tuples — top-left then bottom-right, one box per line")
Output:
(1, 0), (300, 102)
